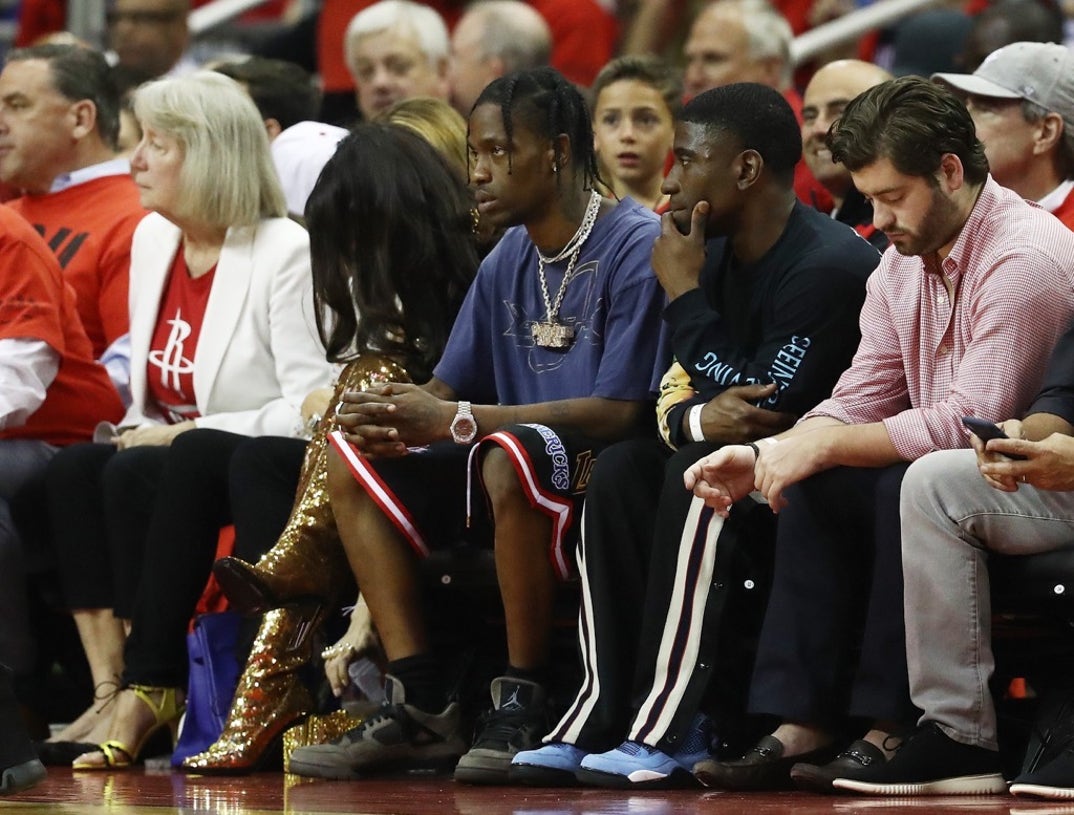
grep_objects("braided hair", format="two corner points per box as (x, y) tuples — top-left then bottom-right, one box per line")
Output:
(471, 66), (606, 191)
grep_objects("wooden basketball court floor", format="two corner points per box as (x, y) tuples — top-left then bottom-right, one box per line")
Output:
(3, 769), (1073, 814)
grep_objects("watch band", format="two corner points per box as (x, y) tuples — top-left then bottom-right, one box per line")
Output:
(450, 400), (477, 444)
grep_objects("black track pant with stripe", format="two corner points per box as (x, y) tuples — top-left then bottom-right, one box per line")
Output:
(546, 437), (775, 754)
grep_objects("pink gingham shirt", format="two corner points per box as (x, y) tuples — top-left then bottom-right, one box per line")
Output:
(805, 177), (1074, 460)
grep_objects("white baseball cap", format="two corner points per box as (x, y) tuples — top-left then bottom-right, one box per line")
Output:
(933, 41), (1074, 132)
(271, 120), (349, 218)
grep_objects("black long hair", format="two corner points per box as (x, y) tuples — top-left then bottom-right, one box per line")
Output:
(307, 123), (479, 382)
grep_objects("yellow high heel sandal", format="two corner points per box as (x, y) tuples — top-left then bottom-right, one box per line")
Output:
(72, 685), (184, 771)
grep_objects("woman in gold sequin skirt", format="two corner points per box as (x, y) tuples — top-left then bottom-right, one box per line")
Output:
(181, 123), (479, 774)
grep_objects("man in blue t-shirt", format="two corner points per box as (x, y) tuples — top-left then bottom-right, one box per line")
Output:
(283, 68), (669, 784)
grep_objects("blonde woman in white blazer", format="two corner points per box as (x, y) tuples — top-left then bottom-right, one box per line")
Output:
(39, 72), (332, 769)
(122, 211), (325, 438)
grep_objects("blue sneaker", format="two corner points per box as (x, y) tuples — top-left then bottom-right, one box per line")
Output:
(576, 716), (717, 789)
(509, 742), (588, 786)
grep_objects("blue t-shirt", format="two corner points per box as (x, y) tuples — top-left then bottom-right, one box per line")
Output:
(434, 197), (668, 406)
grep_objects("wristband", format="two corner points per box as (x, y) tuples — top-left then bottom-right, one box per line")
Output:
(746, 441), (761, 460)
(688, 404), (705, 442)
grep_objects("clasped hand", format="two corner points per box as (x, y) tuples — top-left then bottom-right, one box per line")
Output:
(335, 383), (452, 457)
(684, 430), (829, 514)
(115, 420), (195, 449)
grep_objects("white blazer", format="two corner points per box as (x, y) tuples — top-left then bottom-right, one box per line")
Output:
(124, 212), (332, 437)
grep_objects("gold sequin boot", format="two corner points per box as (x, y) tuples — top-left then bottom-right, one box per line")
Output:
(213, 356), (411, 614)
(180, 603), (326, 774)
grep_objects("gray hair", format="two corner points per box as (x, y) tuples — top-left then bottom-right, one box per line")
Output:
(734, 0), (794, 88)
(345, 0), (449, 69)
(1022, 98), (1074, 180)
(467, 1), (550, 72)
(133, 71), (286, 227)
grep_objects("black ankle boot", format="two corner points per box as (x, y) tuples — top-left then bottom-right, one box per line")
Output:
(0, 665), (45, 795)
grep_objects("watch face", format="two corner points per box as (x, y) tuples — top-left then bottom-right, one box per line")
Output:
(451, 415), (477, 443)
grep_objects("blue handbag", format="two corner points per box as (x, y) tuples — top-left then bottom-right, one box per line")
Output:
(171, 611), (243, 767)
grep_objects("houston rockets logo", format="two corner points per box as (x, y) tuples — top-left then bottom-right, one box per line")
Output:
(148, 309), (195, 395)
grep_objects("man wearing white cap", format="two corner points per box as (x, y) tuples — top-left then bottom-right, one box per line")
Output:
(271, 121), (348, 220)
(933, 42), (1074, 229)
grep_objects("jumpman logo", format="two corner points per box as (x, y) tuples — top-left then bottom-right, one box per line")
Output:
(501, 685), (525, 711)
(148, 308), (195, 392)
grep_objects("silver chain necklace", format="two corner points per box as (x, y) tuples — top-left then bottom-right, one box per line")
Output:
(532, 189), (602, 349)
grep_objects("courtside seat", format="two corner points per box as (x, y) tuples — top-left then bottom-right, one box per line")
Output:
(990, 549), (1074, 777)
(992, 548), (1074, 625)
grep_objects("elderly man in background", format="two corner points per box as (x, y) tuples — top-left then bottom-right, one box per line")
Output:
(683, 0), (793, 100)
(934, 41), (1074, 229)
(447, 0), (550, 116)
(681, 0), (829, 208)
(344, 0), (450, 122)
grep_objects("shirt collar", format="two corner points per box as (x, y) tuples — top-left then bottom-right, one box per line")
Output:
(49, 157), (131, 194)
(1038, 179), (1074, 214)
(937, 176), (1000, 278)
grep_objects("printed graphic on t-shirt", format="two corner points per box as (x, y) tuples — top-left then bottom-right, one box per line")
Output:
(148, 307), (198, 421)
(33, 224), (90, 269)
(505, 259), (600, 374)
(691, 334), (813, 407)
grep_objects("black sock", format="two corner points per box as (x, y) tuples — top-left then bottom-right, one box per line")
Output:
(504, 664), (547, 688)
(387, 654), (447, 713)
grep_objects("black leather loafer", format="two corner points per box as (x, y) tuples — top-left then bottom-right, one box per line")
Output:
(693, 735), (839, 791)
(791, 739), (885, 793)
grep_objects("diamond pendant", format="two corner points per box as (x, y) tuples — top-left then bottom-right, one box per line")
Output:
(531, 321), (575, 349)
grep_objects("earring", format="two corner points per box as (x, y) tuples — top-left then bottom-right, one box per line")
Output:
(552, 163), (558, 174)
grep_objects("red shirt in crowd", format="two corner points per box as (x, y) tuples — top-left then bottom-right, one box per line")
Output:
(0, 206), (123, 445)
(7, 173), (146, 358)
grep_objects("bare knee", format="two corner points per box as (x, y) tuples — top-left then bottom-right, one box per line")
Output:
(326, 447), (356, 501)
(481, 447), (526, 514)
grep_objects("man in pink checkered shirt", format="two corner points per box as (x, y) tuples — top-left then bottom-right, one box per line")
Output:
(683, 76), (1074, 794)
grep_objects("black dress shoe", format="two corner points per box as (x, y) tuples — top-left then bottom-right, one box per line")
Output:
(34, 741), (99, 766)
(791, 739), (884, 793)
(0, 665), (45, 795)
(693, 735), (839, 791)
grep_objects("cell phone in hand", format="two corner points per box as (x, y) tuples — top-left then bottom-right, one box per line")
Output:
(961, 416), (1026, 460)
